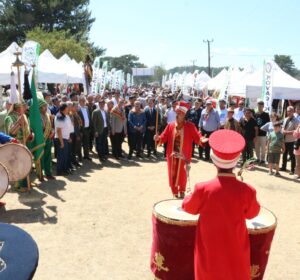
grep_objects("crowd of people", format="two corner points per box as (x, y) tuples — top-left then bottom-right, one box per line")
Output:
(0, 86), (300, 192)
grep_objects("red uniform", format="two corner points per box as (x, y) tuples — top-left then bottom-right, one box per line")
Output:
(159, 121), (202, 195)
(182, 173), (260, 280)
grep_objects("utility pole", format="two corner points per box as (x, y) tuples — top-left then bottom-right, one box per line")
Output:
(203, 39), (213, 76)
(190, 59), (197, 72)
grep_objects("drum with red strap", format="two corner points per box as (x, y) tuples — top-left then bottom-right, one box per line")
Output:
(150, 200), (277, 280)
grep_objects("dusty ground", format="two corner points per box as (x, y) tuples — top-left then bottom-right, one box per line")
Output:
(0, 147), (299, 280)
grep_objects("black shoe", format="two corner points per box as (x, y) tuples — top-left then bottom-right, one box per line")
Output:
(289, 171), (295, 175)
(127, 155), (132, 160)
(280, 167), (287, 172)
(84, 157), (92, 161)
(57, 171), (68, 176)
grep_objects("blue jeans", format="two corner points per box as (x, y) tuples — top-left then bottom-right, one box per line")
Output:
(55, 139), (69, 173)
(95, 128), (108, 158)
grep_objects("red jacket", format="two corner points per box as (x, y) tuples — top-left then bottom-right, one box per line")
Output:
(182, 173), (260, 280)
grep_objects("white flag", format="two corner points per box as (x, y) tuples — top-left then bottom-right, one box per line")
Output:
(261, 60), (274, 112)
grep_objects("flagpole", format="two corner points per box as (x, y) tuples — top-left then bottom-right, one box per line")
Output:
(13, 51), (31, 191)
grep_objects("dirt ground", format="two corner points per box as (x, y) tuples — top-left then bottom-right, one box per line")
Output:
(0, 146), (299, 280)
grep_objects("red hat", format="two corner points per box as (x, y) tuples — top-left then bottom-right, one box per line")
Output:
(209, 130), (245, 169)
(175, 101), (190, 114)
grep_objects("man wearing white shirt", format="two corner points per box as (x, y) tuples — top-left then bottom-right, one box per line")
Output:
(166, 101), (177, 124)
(233, 100), (245, 121)
(217, 99), (228, 128)
(78, 96), (92, 160)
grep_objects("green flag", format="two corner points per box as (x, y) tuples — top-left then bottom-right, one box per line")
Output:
(29, 76), (45, 167)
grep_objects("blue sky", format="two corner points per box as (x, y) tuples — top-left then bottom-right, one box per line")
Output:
(89, 0), (300, 70)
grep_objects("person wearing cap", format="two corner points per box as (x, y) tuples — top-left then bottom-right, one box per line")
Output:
(154, 101), (205, 198)
(234, 100), (245, 121)
(239, 108), (259, 163)
(39, 99), (55, 181)
(182, 129), (260, 280)
(224, 108), (241, 132)
(254, 100), (270, 164)
(198, 100), (220, 161)
(217, 99), (228, 128)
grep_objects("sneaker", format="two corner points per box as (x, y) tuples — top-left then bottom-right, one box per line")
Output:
(289, 171), (294, 175)
(279, 167), (287, 172)
(274, 172), (281, 177)
(268, 171), (273, 175)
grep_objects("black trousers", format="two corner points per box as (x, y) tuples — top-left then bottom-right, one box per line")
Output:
(111, 132), (123, 157)
(242, 140), (254, 163)
(282, 142), (296, 172)
(146, 129), (156, 154)
(95, 127), (108, 159)
(82, 127), (90, 158)
(129, 131), (143, 155)
(201, 129), (214, 160)
(70, 133), (81, 164)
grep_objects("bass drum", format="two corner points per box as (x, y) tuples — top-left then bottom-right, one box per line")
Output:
(0, 163), (9, 198)
(0, 143), (32, 182)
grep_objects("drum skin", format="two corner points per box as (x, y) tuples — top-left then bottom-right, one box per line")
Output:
(150, 214), (196, 280)
(0, 143), (32, 182)
(0, 163), (9, 198)
(151, 202), (276, 280)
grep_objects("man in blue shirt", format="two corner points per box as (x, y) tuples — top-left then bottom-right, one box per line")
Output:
(199, 100), (220, 161)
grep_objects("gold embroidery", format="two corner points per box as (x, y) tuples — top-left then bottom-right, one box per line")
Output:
(154, 252), (169, 272)
(251, 265), (260, 279)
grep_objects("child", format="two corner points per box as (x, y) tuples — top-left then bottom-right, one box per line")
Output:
(267, 122), (285, 176)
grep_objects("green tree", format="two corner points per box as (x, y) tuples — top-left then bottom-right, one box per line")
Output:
(274, 55), (298, 77)
(0, 0), (96, 52)
(26, 27), (90, 62)
(103, 54), (146, 74)
(151, 65), (167, 85)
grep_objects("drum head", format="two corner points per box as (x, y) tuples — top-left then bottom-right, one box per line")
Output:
(246, 207), (277, 233)
(0, 163), (9, 199)
(0, 143), (32, 182)
(153, 199), (199, 226)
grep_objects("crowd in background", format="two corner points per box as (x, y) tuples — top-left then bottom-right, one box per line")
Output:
(0, 85), (300, 191)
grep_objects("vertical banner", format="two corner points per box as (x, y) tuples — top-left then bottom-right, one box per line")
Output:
(127, 73), (131, 88)
(172, 73), (178, 93)
(91, 56), (101, 95)
(218, 67), (231, 103)
(261, 60), (274, 112)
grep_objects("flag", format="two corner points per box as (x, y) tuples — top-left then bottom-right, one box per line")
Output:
(260, 60), (274, 112)
(22, 41), (41, 70)
(9, 72), (20, 104)
(28, 75), (45, 176)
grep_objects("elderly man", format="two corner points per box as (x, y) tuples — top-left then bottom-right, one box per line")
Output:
(78, 96), (92, 160)
(280, 106), (299, 175)
(217, 99), (228, 128)
(198, 100), (220, 161)
(92, 99), (109, 162)
(234, 100), (245, 121)
(110, 99), (127, 160)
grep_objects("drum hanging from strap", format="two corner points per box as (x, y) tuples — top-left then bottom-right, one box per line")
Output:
(0, 163), (9, 199)
(247, 207), (277, 280)
(150, 199), (198, 280)
(150, 200), (277, 280)
(0, 143), (32, 182)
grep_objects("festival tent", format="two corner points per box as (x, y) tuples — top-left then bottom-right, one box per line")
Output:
(206, 68), (228, 91)
(37, 49), (68, 83)
(196, 71), (211, 89)
(245, 62), (300, 100)
(58, 54), (83, 83)
(0, 42), (21, 85)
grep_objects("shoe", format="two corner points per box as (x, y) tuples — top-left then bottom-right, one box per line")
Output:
(57, 171), (68, 176)
(289, 171), (294, 175)
(260, 160), (266, 165)
(114, 156), (120, 160)
(179, 192), (185, 199)
(137, 154), (143, 158)
(147, 153), (151, 158)
(268, 171), (273, 175)
(83, 157), (92, 161)
(274, 172), (281, 177)
(39, 177), (45, 182)
(279, 167), (287, 172)
(45, 175), (56, 180)
(74, 162), (82, 167)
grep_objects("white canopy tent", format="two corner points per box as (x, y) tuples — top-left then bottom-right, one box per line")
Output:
(206, 68), (228, 91)
(58, 54), (83, 83)
(37, 49), (68, 83)
(245, 62), (300, 100)
(0, 42), (21, 85)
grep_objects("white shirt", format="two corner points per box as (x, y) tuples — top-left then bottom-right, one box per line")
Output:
(233, 108), (244, 121)
(100, 109), (107, 128)
(80, 106), (90, 128)
(218, 108), (228, 125)
(54, 115), (73, 139)
(167, 108), (176, 124)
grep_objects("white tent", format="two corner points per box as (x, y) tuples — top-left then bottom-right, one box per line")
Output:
(246, 62), (300, 100)
(0, 42), (21, 85)
(37, 49), (68, 83)
(206, 68), (228, 91)
(196, 71), (211, 89)
(59, 54), (83, 83)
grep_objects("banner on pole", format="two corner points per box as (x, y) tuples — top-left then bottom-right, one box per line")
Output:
(261, 60), (274, 113)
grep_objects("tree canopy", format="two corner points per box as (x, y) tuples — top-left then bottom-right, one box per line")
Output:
(0, 0), (97, 53)
(274, 55), (299, 77)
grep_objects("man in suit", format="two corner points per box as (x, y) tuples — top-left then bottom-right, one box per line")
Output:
(78, 96), (92, 160)
(145, 97), (160, 157)
(87, 94), (97, 152)
(92, 99), (109, 162)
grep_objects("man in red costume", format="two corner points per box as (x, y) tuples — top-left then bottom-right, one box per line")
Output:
(154, 101), (204, 198)
(182, 129), (260, 280)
